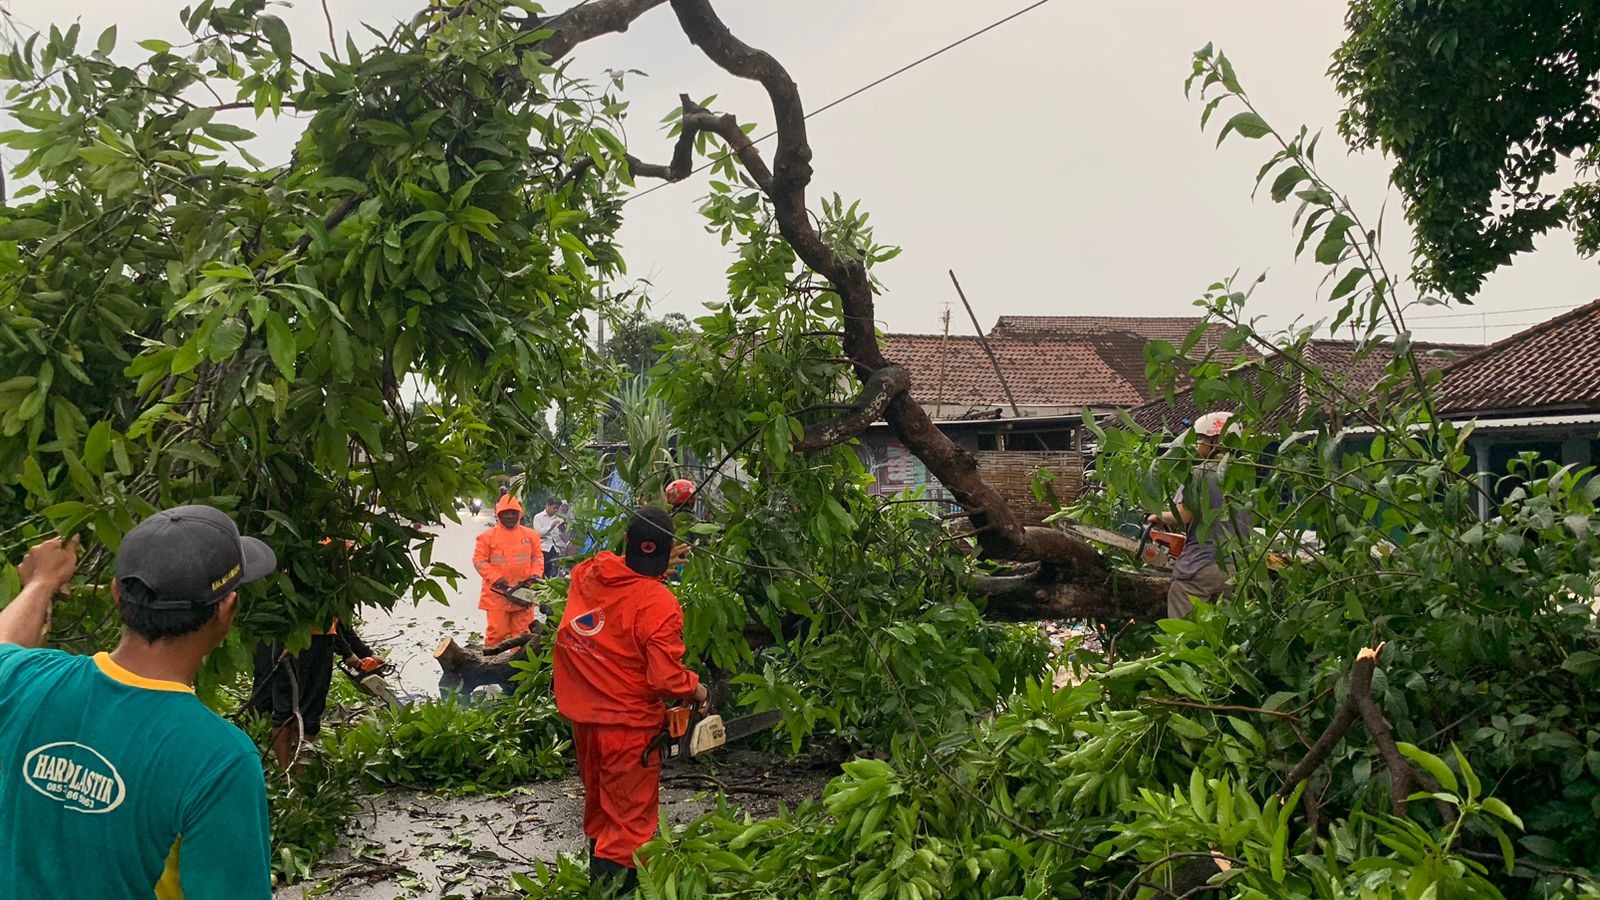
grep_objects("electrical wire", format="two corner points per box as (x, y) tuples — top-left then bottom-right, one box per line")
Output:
(1406, 303), (1573, 321)
(624, 0), (1056, 205)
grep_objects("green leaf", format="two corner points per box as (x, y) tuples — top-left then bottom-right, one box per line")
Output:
(1329, 266), (1367, 301)
(171, 340), (202, 375)
(166, 442), (221, 469)
(208, 318), (247, 361)
(1218, 111), (1270, 145)
(1315, 231), (1348, 265)
(1480, 797), (1524, 830)
(259, 15), (291, 62)
(41, 500), (88, 520)
(19, 456), (49, 498)
(1165, 712), (1210, 740)
(1452, 744), (1481, 800)
(83, 420), (111, 476)
(264, 313), (295, 380)
(0, 219), (55, 242)
(1397, 742), (1458, 793)
(1494, 825), (1515, 874)
(1560, 650), (1600, 677)
(137, 39), (172, 54)
(1268, 165), (1306, 202)
(96, 25), (116, 56)
(202, 122), (256, 143)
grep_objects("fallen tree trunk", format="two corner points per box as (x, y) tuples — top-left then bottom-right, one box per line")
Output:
(972, 569), (1168, 622)
(652, 0), (1173, 619)
(433, 632), (542, 694)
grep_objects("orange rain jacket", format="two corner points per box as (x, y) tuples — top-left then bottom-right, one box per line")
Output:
(553, 551), (700, 728)
(474, 495), (545, 612)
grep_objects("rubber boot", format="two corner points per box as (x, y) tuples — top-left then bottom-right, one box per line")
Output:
(589, 856), (638, 897)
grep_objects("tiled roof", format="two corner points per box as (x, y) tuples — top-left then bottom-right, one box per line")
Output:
(883, 332), (1150, 408)
(883, 314), (1253, 411)
(989, 315), (1235, 349)
(1436, 299), (1600, 416)
(1127, 340), (1478, 433)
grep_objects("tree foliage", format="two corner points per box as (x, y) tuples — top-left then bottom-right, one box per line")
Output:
(1332, 0), (1600, 298)
(516, 41), (1600, 899)
(4, 2), (1599, 896)
(0, 0), (640, 654)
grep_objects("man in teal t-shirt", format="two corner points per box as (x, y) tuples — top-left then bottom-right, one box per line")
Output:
(0, 505), (276, 899)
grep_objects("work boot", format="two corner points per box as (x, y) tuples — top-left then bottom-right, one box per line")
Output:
(589, 855), (638, 897)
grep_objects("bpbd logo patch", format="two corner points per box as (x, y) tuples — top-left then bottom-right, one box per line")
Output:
(571, 609), (605, 637)
(23, 742), (126, 813)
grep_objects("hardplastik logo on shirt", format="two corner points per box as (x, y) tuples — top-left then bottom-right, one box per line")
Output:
(22, 742), (126, 813)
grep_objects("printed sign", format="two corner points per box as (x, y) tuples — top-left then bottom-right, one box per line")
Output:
(22, 742), (126, 814)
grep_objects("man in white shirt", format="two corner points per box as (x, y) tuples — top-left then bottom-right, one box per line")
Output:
(531, 499), (565, 575)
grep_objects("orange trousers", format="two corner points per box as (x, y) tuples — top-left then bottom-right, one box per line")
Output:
(483, 606), (537, 646)
(573, 723), (662, 867)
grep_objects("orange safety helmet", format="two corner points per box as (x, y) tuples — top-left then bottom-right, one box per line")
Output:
(664, 479), (696, 507)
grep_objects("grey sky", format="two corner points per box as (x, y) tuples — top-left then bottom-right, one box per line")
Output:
(9, 1), (1594, 345)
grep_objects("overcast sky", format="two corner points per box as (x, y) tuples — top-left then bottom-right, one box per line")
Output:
(7, 0), (1594, 345)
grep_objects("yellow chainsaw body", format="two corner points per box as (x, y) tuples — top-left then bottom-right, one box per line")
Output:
(688, 714), (727, 758)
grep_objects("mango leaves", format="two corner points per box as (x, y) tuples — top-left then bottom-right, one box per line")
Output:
(0, 3), (635, 659)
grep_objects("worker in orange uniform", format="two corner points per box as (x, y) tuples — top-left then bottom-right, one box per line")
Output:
(474, 493), (545, 646)
(553, 507), (705, 893)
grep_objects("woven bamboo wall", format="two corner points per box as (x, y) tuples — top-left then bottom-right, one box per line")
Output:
(973, 450), (1084, 525)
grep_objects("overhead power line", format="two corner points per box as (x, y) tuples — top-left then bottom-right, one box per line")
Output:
(624, 0), (1056, 204)
(1412, 321), (1534, 331)
(1406, 303), (1573, 321)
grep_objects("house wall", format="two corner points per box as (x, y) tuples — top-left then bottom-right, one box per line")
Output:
(860, 434), (1083, 525)
(1466, 427), (1599, 519)
(973, 450), (1084, 524)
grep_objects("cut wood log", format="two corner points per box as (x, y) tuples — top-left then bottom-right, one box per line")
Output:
(433, 632), (543, 695)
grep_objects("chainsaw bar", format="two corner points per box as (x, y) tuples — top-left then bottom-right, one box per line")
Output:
(645, 709), (784, 768)
(1053, 517), (1177, 571)
(720, 709), (783, 743)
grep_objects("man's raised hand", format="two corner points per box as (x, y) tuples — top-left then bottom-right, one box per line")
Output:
(18, 536), (80, 592)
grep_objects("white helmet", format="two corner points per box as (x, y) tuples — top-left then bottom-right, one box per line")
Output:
(1192, 410), (1242, 439)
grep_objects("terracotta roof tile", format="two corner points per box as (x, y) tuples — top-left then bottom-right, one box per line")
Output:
(1127, 340), (1477, 433)
(1436, 299), (1600, 416)
(883, 316), (1252, 411)
(989, 316), (1234, 348)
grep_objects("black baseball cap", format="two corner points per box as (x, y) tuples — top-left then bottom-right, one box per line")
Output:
(625, 507), (675, 578)
(115, 505), (277, 610)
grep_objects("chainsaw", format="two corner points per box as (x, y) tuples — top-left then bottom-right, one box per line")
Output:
(495, 576), (553, 622)
(640, 705), (783, 768)
(338, 656), (403, 710)
(1051, 516), (1185, 571)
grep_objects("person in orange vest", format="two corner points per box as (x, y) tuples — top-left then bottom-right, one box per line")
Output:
(474, 493), (545, 646)
(553, 506), (704, 892)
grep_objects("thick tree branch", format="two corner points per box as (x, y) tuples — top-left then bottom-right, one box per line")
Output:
(669, 0), (811, 192)
(1279, 645), (1456, 822)
(971, 569), (1168, 621)
(795, 365), (909, 451)
(662, 0), (1159, 620)
(625, 94), (700, 181)
(539, 0), (670, 61)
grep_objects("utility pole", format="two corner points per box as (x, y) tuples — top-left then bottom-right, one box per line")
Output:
(596, 308), (607, 443)
(949, 270), (1023, 420)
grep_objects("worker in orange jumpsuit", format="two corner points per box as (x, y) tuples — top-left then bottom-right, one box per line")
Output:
(553, 507), (705, 892)
(473, 494), (545, 646)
